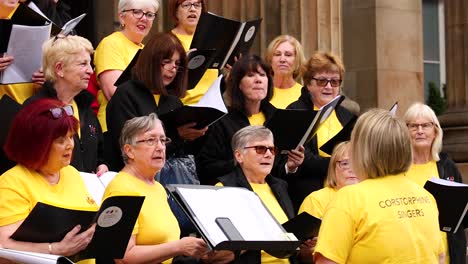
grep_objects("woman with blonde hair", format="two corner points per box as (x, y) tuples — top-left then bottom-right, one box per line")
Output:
(265, 35), (306, 109)
(314, 109), (444, 264)
(404, 102), (466, 264)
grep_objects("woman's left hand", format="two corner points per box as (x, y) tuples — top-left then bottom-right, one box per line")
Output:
(96, 164), (109, 177)
(177, 122), (208, 141)
(32, 68), (46, 85)
(286, 145), (305, 172)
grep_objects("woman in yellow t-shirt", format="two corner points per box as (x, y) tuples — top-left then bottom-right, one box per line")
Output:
(215, 125), (306, 263)
(314, 109), (444, 264)
(404, 102), (466, 264)
(298, 141), (358, 263)
(94, 0), (159, 133)
(103, 113), (208, 263)
(0, 99), (96, 262)
(169, 0), (219, 105)
(265, 35), (305, 109)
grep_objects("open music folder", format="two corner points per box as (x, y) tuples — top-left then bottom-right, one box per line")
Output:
(166, 184), (301, 253)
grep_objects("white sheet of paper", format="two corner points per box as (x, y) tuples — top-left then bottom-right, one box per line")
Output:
(1, 24), (51, 84)
(60, 13), (86, 36)
(177, 186), (288, 246)
(193, 75), (227, 113)
(0, 248), (73, 264)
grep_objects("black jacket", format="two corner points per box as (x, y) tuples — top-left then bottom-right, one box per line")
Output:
(218, 167), (296, 264)
(286, 87), (356, 211)
(437, 152), (467, 264)
(24, 82), (106, 173)
(195, 102), (278, 185)
(106, 80), (185, 171)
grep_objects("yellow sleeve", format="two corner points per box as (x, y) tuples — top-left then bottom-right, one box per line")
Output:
(0, 171), (31, 226)
(314, 196), (354, 263)
(94, 33), (131, 76)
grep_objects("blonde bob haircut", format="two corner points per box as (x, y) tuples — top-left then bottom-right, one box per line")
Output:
(351, 109), (412, 179)
(403, 102), (443, 161)
(265, 35), (306, 80)
(118, 0), (159, 13)
(42, 35), (93, 82)
(302, 51), (345, 86)
(325, 141), (350, 188)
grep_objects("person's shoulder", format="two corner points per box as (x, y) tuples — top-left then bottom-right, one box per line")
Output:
(0, 164), (27, 182)
(96, 32), (123, 47)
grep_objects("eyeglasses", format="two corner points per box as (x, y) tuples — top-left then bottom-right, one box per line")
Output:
(312, 77), (342, 87)
(407, 122), (435, 131)
(162, 59), (184, 72)
(49, 105), (74, 119)
(180, 1), (202, 9)
(122, 9), (157, 20)
(244, 145), (278, 155)
(336, 159), (351, 170)
(135, 137), (172, 146)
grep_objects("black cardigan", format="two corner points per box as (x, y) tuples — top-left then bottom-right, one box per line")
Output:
(106, 80), (184, 171)
(437, 152), (467, 264)
(217, 167), (296, 264)
(195, 102), (278, 185)
(286, 87), (356, 211)
(24, 81), (106, 173)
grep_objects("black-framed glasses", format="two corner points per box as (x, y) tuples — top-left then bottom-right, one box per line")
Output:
(49, 105), (74, 119)
(312, 77), (342, 87)
(336, 159), (351, 170)
(122, 9), (157, 20)
(161, 59), (184, 72)
(407, 122), (435, 131)
(135, 137), (172, 146)
(180, 1), (202, 9)
(244, 145), (278, 155)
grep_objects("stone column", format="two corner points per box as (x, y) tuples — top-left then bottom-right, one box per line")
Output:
(342, 1), (424, 113)
(438, 0), (468, 181)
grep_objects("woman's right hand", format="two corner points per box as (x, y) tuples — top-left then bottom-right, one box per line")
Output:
(177, 122), (208, 141)
(54, 224), (96, 256)
(178, 237), (208, 258)
(0, 56), (13, 71)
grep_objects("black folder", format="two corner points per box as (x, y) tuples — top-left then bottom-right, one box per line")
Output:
(424, 178), (468, 233)
(190, 12), (262, 69)
(187, 48), (217, 90)
(0, 19), (13, 53)
(166, 184), (301, 253)
(114, 49), (141, 87)
(282, 212), (321, 241)
(319, 115), (357, 156)
(265, 109), (316, 151)
(10, 3), (61, 35)
(11, 196), (145, 261)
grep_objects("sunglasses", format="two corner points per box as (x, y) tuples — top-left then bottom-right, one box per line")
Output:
(244, 145), (278, 155)
(49, 105), (74, 119)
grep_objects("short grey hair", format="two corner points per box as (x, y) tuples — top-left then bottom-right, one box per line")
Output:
(231, 126), (274, 165)
(119, 113), (162, 164)
(403, 102), (443, 161)
(118, 0), (160, 13)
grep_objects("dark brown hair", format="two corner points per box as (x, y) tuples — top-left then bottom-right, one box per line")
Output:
(227, 54), (273, 113)
(132, 32), (187, 97)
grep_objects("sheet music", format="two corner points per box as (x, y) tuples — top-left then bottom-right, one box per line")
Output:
(60, 13), (86, 36)
(192, 75), (228, 113)
(1, 23), (51, 84)
(177, 187), (287, 246)
(79, 171), (117, 205)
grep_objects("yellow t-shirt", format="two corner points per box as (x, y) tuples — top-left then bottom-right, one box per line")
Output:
(216, 182), (289, 264)
(0, 5), (39, 104)
(173, 32), (219, 105)
(248, 112), (266, 126)
(406, 161), (449, 264)
(153, 94), (160, 106)
(315, 174), (444, 263)
(298, 186), (337, 219)
(94, 31), (143, 132)
(314, 108), (342, 157)
(270, 82), (302, 109)
(103, 171), (180, 264)
(0, 164), (97, 264)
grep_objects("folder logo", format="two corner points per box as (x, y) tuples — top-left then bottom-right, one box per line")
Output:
(97, 206), (123, 228)
(244, 26), (255, 42)
(188, 55), (206, 70)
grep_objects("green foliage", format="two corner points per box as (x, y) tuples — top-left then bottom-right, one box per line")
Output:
(426, 82), (447, 115)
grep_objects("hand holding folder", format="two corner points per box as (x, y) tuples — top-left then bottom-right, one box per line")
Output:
(11, 196), (144, 261)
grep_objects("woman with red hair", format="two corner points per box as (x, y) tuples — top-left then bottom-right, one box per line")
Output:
(0, 98), (96, 263)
